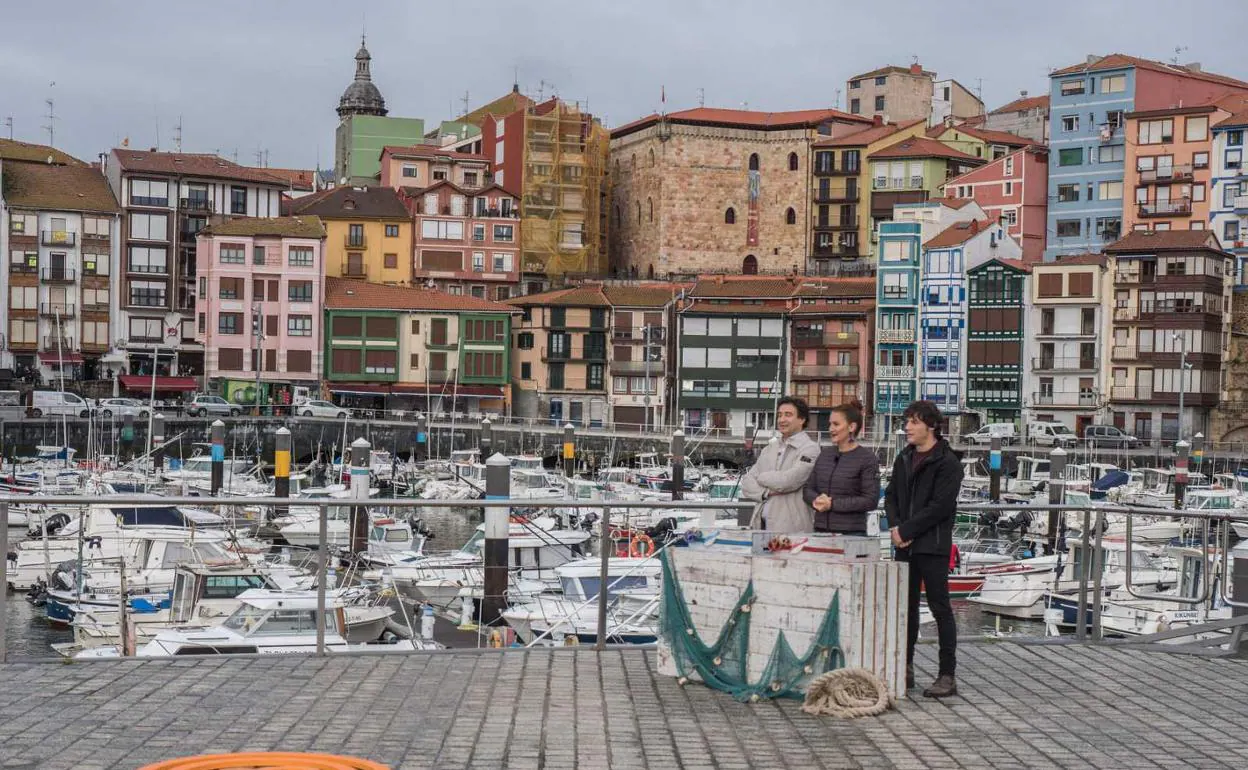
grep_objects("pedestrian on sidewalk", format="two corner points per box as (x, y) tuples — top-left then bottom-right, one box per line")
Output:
(884, 400), (963, 698)
(741, 396), (820, 533)
(804, 399), (880, 535)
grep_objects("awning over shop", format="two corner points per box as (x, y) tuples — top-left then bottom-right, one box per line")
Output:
(38, 351), (84, 365)
(118, 375), (199, 392)
(329, 383), (504, 398)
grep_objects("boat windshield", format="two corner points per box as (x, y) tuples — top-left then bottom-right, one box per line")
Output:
(577, 575), (650, 600)
(222, 603), (269, 632)
(1193, 494), (1235, 510)
(461, 531), (485, 557)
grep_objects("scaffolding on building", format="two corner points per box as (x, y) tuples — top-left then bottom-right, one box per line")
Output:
(520, 101), (609, 278)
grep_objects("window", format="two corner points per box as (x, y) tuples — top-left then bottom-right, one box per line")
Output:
(492, 252), (513, 272)
(1002, 209), (1018, 226)
(1101, 74), (1126, 93)
(1059, 148), (1083, 166)
(493, 224), (514, 242)
(725, 207), (736, 224)
(288, 246), (314, 267)
(849, 79), (860, 89)
(218, 312), (241, 335)
(874, 75), (886, 86)
(517, 332), (534, 349)
(788, 152), (799, 171)
(83, 216), (111, 237)
(1061, 115), (1079, 133)
(429, 318), (448, 345)
(287, 315), (312, 336)
(548, 363), (565, 389)
(129, 179), (169, 206)
(364, 350), (397, 374)
(1004, 157), (1014, 176)
(1192, 184), (1206, 202)
(748, 153), (759, 171)
(1138, 118), (1173, 145)
(785, 207), (796, 225)
(850, 98), (861, 114)
(1223, 183), (1241, 207)
(874, 95), (885, 111)
(1056, 220), (1081, 238)
(1185, 116), (1209, 142)
(384, 252), (397, 269)
(288, 281), (312, 302)
(401, 165), (418, 179)
(385, 224), (400, 238)
(218, 277), (243, 299)
(1098, 181), (1123, 200)
(883, 273), (908, 299)
(1098, 144), (1124, 163)
(1106, 110), (1125, 130)
(1060, 79), (1085, 96)
(1096, 217), (1121, 238)
(1193, 152), (1209, 169)
(1057, 184), (1079, 202)
(520, 362), (532, 380)
(230, 186), (247, 214)
(1227, 149), (1243, 169)
(128, 246), (167, 273)
(1225, 220), (1241, 243)
(1003, 181), (1014, 196)
(284, 350), (310, 372)
(129, 212), (168, 241)
(129, 280), (166, 307)
(220, 244), (245, 264)
(472, 223), (486, 241)
(422, 220), (466, 240)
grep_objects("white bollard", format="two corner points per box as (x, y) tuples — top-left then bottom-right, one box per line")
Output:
(422, 604), (436, 640)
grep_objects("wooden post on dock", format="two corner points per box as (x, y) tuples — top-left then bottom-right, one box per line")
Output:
(350, 437), (370, 554)
(1174, 440), (1190, 510)
(480, 416), (492, 459)
(1046, 447), (1066, 555)
(210, 420), (225, 496)
(989, 435), (1002, 503)
(482, 453), (511, 626)
(670, 429), (685, 502)
(274, 427), (291, 523)
(562, 423), (575, 479)
(415, 413), (428, 464)
(152, 413), (166, 472)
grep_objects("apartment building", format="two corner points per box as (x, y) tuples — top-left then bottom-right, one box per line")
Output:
(982, 93), (1049, 143)
(788, 278), (876, 431)
(847, 64), (937, 122)
(964, 259), (1029, 430)
(194, 217), (326, 402)
(289, 185), (412, 285)
(926, 124), (1034, 162)
(944, 146), (1050, 262)
(1208, 105), (1248, 284)
(607, 285), (679, 431)
(1104, 230), (1232, 440)
(868, 137), (982, 238)
(102, 149), (288, 379)
(0, 153), (121, 384)
(1024, 254), (1113, 434)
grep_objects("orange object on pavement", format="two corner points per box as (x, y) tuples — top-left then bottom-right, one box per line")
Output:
(137, 752), (390, 770)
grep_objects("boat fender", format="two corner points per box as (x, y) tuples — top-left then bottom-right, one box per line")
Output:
(488, 629), (504, 648)
(563, 635), (579, 646)
(629, 534), (656, 558)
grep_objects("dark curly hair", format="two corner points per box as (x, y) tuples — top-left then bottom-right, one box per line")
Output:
(777, 396), (809, 429)
(902, 400), (943, 438)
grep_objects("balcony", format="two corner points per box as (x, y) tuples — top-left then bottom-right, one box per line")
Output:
(9, 262), (37, 275)
(878, 329), (915, 344)
(41, 230), (76, 247)
(1032, 392), (1100, 408)
(341, 260), (368, 278)
(39, 303), (76, 318)
(610, 360), (663, 375)
(813, 165), (860, 177)
(83, 301), (110, 314)
(43, 336), (74, 350)
(813, 190), (859, 204)
(1139, 300), (1219, 319)
(1138, 165), (1194, 184)
(40, 268), (76, 283)
(179, 197), (212, 213)
(1111, 385), (1217, 407)
(814, 218), (860, 232)
(877, 365), (915, 379)
(344, 235), (367, 249)
(1137, 201), (1192, 218)
(541, 347), (571, 363)
(791, 364), (860, 380)
(1031, 356), (1097, 372)
(425, 369), (454, 384)
(793, 330), (860, 348)
(82, 230), (110, 243)
(130, 196), (168, 207)
(1035, 325), (1097, 339)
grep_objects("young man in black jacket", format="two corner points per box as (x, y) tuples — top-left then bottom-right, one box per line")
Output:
(885, 400), (963, 698)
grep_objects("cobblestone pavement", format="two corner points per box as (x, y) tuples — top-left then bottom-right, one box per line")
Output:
(1, 643), (1246, 769)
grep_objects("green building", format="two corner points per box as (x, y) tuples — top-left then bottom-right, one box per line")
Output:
(965, 259), (1029, 428)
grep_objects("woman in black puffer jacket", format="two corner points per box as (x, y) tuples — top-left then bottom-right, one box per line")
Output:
(802, 400), (881, 534)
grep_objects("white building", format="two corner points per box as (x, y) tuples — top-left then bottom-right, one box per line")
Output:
(1210, 110), (1248, 285)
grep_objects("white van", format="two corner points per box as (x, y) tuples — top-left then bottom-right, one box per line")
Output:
(963, 423), (1016, 445)
(1027, 421), (1078, 448)
(28, 390), (91, 418)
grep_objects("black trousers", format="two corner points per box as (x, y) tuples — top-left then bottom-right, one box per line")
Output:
(905, 553), (956, 676)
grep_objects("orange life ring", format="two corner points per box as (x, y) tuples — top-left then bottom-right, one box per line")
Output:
(629, 533), (655, 558)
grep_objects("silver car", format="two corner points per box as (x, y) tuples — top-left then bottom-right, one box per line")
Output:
(186, 395), (242, 418)
(297, 400), (348, 419)
(94, 398), (150, 419)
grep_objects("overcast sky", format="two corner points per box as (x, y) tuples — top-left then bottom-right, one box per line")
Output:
(2, 0), (1244, 170)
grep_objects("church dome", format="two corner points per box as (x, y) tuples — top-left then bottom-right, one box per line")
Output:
(336, 38), (387, 118)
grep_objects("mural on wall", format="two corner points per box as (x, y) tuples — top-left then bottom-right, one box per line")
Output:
(746, 169), (760, 247)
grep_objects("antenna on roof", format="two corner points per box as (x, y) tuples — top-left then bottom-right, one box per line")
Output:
(42, 86), (56, 147)
(697, 87), (705, 108)
(461, 90), (470, 117)
(1171, 46), (1188, 65)
(975, 78), (984, 105)
(3, 116), (11, 140)
(173, 115), (183, 153)
(833, 88), (842, 110)
(912, 54), (920, 66)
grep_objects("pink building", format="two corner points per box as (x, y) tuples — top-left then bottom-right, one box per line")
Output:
(943, 146), (1049, 263)
(399, 181), (521, 301)
(194, 216), (327, 399)
(379, 145), (492, 192)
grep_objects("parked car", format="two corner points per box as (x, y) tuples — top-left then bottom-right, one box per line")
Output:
(1083, 424), (1141, 449)
(185, 395), (242, 418)
(28, 390), (91, 418)
(1027, 421), (1078, 448)
(93, 398), (151, 420)
(296, 400), (348, 419)
(963, 423), (1017, 445)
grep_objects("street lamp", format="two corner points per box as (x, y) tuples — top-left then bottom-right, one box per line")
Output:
(1172, 331), (1191, 442)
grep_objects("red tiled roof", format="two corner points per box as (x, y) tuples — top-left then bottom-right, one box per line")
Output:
(869, 136), (980, 161)
(505, 285), (610, 308)
(1215, 106), (1248, 129)
(504, 283), (681, 308)
(611, 106), (870, 138)
(950, 125), (1039, 147)
(0, 138), (85, 166)
(812, 119), (925, 148)
(1104, 230), (1229, 254)
(111, 150), (289, 185)
(1047, 253), (1108, 267)
(682, 301), (790, 315)
(257, 167), (316, 191)
(199, 216), (324, 239)
(1051, 54), (1248, 90)
(689, 276), (800, 298)
(380, 145), (491, 163)
(944, 198), (978, 210)
(601, 285), (680, 307)
(849, 64), (935, 80)
(924, 219), (990, 249)
(990, 95), (1049, 114)
(325, 277), (517, 313)
(792, 277), (877, 298)
(289, 185), (409, 219)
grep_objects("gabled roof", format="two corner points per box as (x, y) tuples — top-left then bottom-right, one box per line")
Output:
(812, 119), (925, 148)
(199, 216), (324, 239)
(943, 145), (1046, 188)
(869, 136), (980, 161)
(791, 278), (877, 298)
(939, 124), (1039, 148)
(990, 95), (1049, 114)
(943, 198), (979, 210)
(689, 276), (799, 299)
(970, 257), (1031, 274)
(611, 107), (870, 139)
(0, 161), (119, 213)
(325, 277), (517, 313)
(849, 64), (936, 80)
(924, 219), (991, 249)
(1104, 230), (1229, 255)
(1051, 54), (1248, 91)
(505, 285), (611, 308)
(111, 150), (289, 185)
(1214, 106), (1248, 130)
(0, 138), (86, 166)
(602, 285), (681, 307)
(380, 145), (491, 163)
(288, 185), (409, 219)
(456, 86), (536, 127)
(256, 167), (316, 191)
(1045, 253), (1108, 268)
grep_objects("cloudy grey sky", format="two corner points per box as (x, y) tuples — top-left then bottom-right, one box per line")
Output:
(2, 0), (1244, 169)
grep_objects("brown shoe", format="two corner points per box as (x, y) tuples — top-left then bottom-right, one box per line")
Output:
(922, 674), (957, 698)
(905, 664), (915, 689)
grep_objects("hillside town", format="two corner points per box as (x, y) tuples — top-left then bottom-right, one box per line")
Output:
(4, 42), (1248, 445)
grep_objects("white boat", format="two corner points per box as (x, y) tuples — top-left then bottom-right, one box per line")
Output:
(502, 557), (662, 645)
(133, 589), (438, 656)
(1099, 543), (1238, 638)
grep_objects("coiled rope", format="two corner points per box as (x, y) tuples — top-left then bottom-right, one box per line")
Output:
(801, 667), (893, 718)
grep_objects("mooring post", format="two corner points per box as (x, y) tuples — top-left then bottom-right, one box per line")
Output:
(151, 413), (166, 472)
(274, 426), (291, 523)
(482, 453), (512, 627)
(989, 435), (1002, 503)
(350, 437), (370, 554)
(562, 422), (575, 478)
(209, 419), (225, 495)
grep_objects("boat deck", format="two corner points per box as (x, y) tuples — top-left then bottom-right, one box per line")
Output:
(1, 642), (1246, 769)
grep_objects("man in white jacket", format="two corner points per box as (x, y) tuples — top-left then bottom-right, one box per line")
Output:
(740, 397), (820, 532)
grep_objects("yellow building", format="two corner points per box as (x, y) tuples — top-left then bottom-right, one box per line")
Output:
(925, 124), (1036, 161)
(291, 186), (414, 285)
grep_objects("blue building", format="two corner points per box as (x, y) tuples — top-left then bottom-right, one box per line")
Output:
(874, 220), (921, 425)
(1211, 109), (1248, 286)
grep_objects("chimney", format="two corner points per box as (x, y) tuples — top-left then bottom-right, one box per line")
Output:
(910, 63), (923, 75)
(1086, 54), (1103, 66)
(1184, 62), (1202, 72)
(872, 114), (884, 127)
(1020, 90), (1028, 98)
